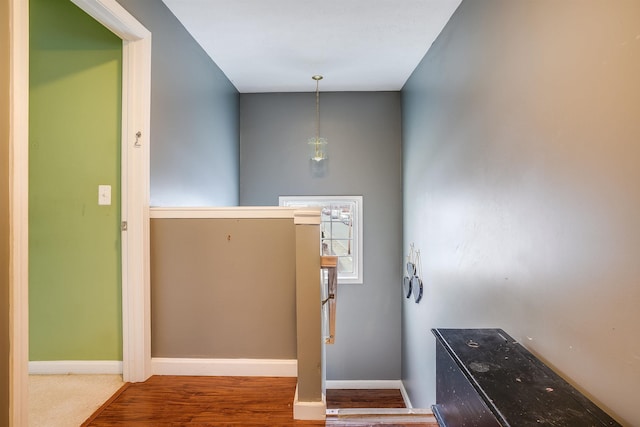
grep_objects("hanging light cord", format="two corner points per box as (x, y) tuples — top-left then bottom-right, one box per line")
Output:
(315, 78), (320, 143)
(313, 75), (323, 144)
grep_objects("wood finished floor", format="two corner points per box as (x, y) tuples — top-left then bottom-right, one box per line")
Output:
(83, 376), (437, 426)
(326, 389), (405, 409)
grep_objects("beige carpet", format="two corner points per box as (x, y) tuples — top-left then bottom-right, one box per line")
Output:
(29, 374), (124, 427)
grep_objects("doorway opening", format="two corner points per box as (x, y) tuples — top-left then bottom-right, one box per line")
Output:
(12, 0), (151, 423)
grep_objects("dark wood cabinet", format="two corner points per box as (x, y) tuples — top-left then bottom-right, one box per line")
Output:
(432, 328), (621, 427)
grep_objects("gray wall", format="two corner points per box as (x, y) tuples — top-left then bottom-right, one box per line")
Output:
(1, 0), (10, 421)
(401, 1), (640, 424)
(240, 92), (402, 380)
(117, 0), (239, 207)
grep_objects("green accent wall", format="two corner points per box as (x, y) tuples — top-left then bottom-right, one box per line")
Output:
(29, 0), (123, 360)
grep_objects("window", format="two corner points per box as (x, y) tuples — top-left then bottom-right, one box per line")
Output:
(280, 196), (363, 284)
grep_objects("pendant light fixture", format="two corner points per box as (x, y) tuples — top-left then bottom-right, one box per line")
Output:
(308, 75), (327, 162)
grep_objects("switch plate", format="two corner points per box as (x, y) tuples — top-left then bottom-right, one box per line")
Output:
(98, 185), (111, 205)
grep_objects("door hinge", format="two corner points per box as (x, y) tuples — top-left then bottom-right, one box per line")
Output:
(121, 221), (128, 231)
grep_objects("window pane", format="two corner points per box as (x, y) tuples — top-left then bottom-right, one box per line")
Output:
(280, 195), (362, 284)
(329, 239), (352, 256)
(338, 256), (354, 275)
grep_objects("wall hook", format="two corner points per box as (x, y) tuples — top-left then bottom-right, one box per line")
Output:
(134, 131), (142, 147)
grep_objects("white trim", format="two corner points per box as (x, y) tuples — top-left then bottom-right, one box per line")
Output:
(70, 0), (149, 40)
(28, 361), (123, 375)
(399, 381), (413, 409)
(293, 385), (327, 420)
(326, 408), (433, 416)
(325, 380), (404, 389)
(119, 33), (152, 384)
(71, 0), (152, 384)
(293, 208), (323, 225)
(9, 0), (30, 424)
(151, 358), (298, 377)
(150, 206), (299, 219)
(150, 207), (322, 223)
(324, 408), (435, 424)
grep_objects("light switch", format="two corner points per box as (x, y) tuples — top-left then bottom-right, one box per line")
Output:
(98, 185), (111, 206)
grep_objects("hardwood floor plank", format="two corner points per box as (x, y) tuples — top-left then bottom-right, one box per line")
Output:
(326, 389), (405, 409)
(85, 376), (437, 427)
(81, 383), (132, 427)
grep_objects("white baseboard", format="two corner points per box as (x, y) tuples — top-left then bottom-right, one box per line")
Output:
(399, 381), (413, 409)
(151, 358), (297, 377)
(325, 379), (403, 389)
(293, 384), (326, 420)
(28, 360), (123, 375)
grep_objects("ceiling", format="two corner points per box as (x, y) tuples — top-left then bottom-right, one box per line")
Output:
(161, 0), (462, 93)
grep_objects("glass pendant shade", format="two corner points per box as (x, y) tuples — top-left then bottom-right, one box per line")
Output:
(309, 75), (327, 162)
(308, 137), (327, 162)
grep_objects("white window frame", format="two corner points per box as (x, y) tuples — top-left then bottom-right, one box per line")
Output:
(279, 196), (363, 284)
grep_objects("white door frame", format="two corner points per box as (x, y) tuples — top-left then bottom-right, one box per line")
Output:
(10, 0), (151, 423)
